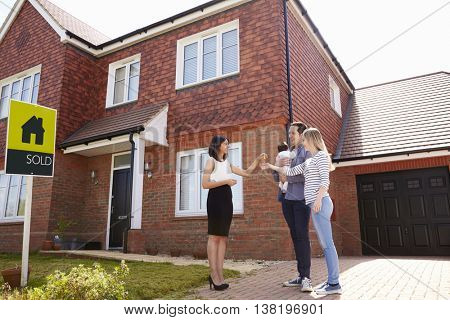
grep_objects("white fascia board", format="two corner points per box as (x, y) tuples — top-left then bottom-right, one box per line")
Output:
(334, 150), (450, 168)
(62, 135), (130, 154)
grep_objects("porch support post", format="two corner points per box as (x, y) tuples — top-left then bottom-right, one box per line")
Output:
(131, 134), (144, 230)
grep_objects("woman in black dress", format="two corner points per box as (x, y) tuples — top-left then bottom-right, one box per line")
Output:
(202, 135), (265, 290)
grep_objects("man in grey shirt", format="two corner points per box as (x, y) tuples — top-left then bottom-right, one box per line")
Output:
(272, 122), (312, 292)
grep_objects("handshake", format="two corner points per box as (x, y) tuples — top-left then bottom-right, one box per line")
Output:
(257, 153), (272, 171)
(258, 154), (288, 175)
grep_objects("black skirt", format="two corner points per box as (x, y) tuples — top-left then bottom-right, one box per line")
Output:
(207, 185), (233, 236)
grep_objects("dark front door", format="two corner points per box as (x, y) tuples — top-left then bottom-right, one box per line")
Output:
(109, 169), (131, 248)
(357, 166), (450, 256)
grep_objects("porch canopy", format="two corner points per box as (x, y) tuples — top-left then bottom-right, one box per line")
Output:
(60, 103), (168, 156)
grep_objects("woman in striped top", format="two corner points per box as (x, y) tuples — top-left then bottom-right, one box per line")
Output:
(262, 128), (342, 295)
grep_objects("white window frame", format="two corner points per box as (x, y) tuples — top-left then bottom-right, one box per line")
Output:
(0, 65), (41, 119)
(176, 20), (240, 90)
(106, 54), (141, 108)
(0, 170), (28, 223)
(175, 142), (244, 217)
(329, 75), (342, 117)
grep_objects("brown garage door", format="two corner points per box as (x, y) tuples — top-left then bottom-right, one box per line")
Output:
(357, 166), (450, 256)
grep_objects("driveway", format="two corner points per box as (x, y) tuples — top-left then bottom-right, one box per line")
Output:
(192, 256), (450, 300)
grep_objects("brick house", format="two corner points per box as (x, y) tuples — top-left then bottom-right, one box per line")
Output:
(0, 0), (448, 258)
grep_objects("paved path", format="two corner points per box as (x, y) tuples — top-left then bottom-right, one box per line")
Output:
(40, 250), (277, 274)
(191, 256), (450, 300)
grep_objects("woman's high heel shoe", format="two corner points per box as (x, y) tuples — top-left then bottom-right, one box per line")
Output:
(208, 275), (228, 291)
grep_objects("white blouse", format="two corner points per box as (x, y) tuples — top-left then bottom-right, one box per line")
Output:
(210, 157), (232, 182)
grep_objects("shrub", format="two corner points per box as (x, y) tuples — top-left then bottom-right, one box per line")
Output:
(2, 260), (129, 300)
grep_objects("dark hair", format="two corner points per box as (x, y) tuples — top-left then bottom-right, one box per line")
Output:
(208, 135), (229, 161)
(278, 141), (289, 152)
(291, 122), (308, 134)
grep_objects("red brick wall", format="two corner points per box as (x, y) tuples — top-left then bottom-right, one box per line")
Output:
(285, 2), (351, 153)
(47, 151), (89, 243)
(57, 46), (102, 142)
(87, 0), (286, 140)
(78, 154), (112, 247)
(0, 2), (115, 252)
(0, 2), (67, 252)
(330, 155), (450, 256)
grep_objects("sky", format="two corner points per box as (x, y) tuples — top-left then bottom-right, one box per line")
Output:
(0, 0), (449, 88)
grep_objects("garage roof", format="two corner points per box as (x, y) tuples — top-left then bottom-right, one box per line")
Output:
(335, 71), (450, 161)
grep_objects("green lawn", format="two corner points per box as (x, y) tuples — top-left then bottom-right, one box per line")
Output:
(0, 253), (239, 299)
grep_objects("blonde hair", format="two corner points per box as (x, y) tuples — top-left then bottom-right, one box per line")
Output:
(302, 128), (335, 172)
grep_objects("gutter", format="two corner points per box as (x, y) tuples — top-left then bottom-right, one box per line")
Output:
(333, 147), (450, 164)
(283, 0), (294, 143)
(60, 126), (145, 149)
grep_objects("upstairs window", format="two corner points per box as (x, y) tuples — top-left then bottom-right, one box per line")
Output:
(0, 66), (41, 119)
(329, 75), (342, 117)
(106, 54), (141, 108)
(176, 20), (239, 89)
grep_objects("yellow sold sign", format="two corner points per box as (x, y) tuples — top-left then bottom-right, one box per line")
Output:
(5, 99), (57, 177)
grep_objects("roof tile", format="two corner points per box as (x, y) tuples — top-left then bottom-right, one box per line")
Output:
(335, 72), (450, 160)
(37, 0), (110, 45)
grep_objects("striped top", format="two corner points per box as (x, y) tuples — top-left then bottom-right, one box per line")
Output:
(285, 151), (330, 205)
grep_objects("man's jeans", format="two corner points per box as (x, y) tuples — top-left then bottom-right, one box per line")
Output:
(281, 195), (311, 279)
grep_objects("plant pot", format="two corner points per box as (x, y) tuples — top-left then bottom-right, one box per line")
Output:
(41, 240), (53, 251)
(53, 243), (62, 251)
(70, 239), (83, 250)
(193, 249), (207, 260)
(170, 249), (181, 257)
(62, 241), (72, 250)
(146, 247), (158, 256)
(1, 266), (31, 288)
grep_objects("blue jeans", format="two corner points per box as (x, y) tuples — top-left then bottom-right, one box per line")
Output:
(310, 196), (340, 284)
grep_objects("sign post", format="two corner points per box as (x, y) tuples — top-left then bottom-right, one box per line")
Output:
(5, 99), (57, 287)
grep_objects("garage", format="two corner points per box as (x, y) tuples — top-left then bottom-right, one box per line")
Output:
(357, 167), (450, 256)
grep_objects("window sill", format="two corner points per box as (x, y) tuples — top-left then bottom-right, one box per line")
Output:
(0, 219), (24, 226)
(173, 214), (207, 221)
(176, 71), (239, 91)
(330, 106), (342, 118)
(173, 212), (244, 221)
(106, 99), (138, 110)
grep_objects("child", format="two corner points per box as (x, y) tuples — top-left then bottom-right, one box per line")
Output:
(276, 141), (291, 193)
